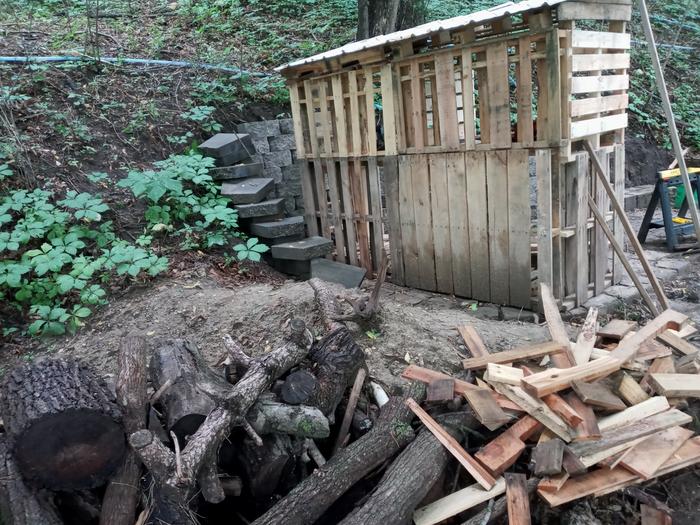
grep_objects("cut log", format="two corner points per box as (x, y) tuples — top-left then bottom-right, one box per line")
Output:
(236, 433), (294, 499)
(281, 370), (318, 404)
(0, 358), (124, 490)
(249, 397), (330, 438)
(338, 412), (478, 525)
(251, 382), (425, 525)
(101, 335), (149, 525)
(0, 437), (62, 525)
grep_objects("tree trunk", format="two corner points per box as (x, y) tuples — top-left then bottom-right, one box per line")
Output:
(251, 381), (425, 525)
(0, 437), (62, 525)
(250, 396), (330, 438)
(100, 335), (149, 525)
(0, 358), (124, 490)
(357, 0), (427, 39)
(338, 412), (478, 525)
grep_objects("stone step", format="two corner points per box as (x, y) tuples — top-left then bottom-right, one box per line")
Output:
(310, 258), (366, 289)
(262, 233), (305, 246)
(271, 236), (332, 261)
(210, 162), (263, 181)
(200, 133), (254, 165)
(270, 258), (311, 278)
(250, 216), (304, 239)
(221, 178), (274, 205)
(235, 198), (285, 219)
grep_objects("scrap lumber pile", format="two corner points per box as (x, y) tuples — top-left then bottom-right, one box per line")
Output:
(401, 285), (700, 524)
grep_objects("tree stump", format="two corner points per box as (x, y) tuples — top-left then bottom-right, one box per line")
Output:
(0, 358), (124, 490)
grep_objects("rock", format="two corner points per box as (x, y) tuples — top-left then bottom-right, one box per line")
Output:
(210, 162), (264, 181)
(279, 119), (294, 135)
(250, 216), (305, 239)
(234, 198), (285, 219)
(269, 134), (297, 152)
(200, 133), (253, 165)
(310, 258), (367, 289)
(237, 120), (281, 139)
(270, 258), (311, 278)
(263, 150), (293, 169)
(221, 178), (274, 205)
(271, 237), (333, 261)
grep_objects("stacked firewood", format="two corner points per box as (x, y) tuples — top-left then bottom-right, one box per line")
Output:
(1, 278), (698, 525)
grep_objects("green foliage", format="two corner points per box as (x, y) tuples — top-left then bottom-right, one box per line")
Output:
(180, 105), (222, 134)
(0, 186), (167, 337)
(233, 237), (269, 262)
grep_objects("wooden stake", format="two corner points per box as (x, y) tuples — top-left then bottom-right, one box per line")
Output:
(332, 368), (366, 454)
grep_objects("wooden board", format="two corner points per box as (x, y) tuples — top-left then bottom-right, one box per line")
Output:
(532, 438), (565, 476)
(564, 392), (602, 441)
(507, 149), (531, 307)
(657, 329), (699, 356)
(516, 36), (533, 144)
(618, 426), (694, 479)
(413, 478), (506, 525)
(434, 53), (459, 149)
(411, 154), (437, 291)
(640, 357), (675, 393)
(447, 152), (471, 297)
(615, 373), (650, 406)
(382, 156), (403, 284)
(573, 307), (598, 365)
(542, 394), (584, 427)
(466, 151), (490, 301)
(536, 150), (553, 291)
(571, 114), (628, 139)
(598, 319), (637, 341)
(571, 380), (627, 411)
(462, 342), (566, 369)
(597, 396), (670, 432)
(458, 325), (488, 357)
(406, 399), (496, 490)
(426, 378), (455, 402)
(571, 30), (631, 50)
(640, 504), (673, 525)
(338, 160), (359, 266)
(463, 388), (510, 431)
(475, 416), (540, 475)
(398, 155), (419, 287)
(505, 472), (531, 525)
(486, 363), (524, 386)
(521, 356), (621, 397)
(570, 94), (628, 118)
(612, 310), (688, 363)
(428, 154), (453, 293)
(486, 150), (509, 304)
(648, 373), (700, 397)
(571, 53), (630, 72)
(558, 2), (632, 21)
(486, 42), (511, 149)
(540, 283), (575, 368)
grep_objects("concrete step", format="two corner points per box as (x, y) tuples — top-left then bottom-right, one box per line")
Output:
(221, 177), (274, 205)
(263, 233), (305, 246)
(235, 198), (285, 219)
(270, 258), (311, 278)
(250, 216), (304, 239)
(271, 236), (332, 261)
(210, 162), (263, 181)
(200, 133), (254, 166)
(310, 258), (366, 288)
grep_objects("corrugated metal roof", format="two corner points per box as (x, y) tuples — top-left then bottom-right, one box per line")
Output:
(276, 0), (567, 72)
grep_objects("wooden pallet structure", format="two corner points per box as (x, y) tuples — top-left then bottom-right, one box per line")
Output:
(277, 0), (634, 311)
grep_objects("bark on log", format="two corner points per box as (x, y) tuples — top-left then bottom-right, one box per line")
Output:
(236, 433), (294, 499)
(0, 437), (62, 525)
(249, 397), (330, 438)
(100, 335), (149, 525)
(338, 412), (479, 525)
(251, 381), (426, 525)
(0, 357), (124, 490)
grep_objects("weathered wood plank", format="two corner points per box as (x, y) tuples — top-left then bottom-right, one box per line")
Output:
(570, 94), (628, 118)
(412, 154), (437, 291)
(466, 151), (490, 301)
(338, 160), (358, 266)
(380, 63), (398, 155)
(536, 150), (553, 291)
(486, 42), (511, 149)
(571, 114), (628, 139)
(507, 149), (531, 308)
(505, 472), (531, 525)
(462, 342), (566, 370)
(516, 36), (534, 144)
(486, 150), (510, 304)
(571, 30), (631, 50)
(398, 155), (419, 287)
(558, 2), (632, 22)
(571, 52), (630, 72)
(618, 426), (694, 479)
(532, 438), (565, 476)
(461, 49), (476, 149)
(447, 152), (471, 297)
(414, 478), (506, 525)
(429, 154), (453, 293)
(434, 53), (459, 149)
(648, 373), (700, 397)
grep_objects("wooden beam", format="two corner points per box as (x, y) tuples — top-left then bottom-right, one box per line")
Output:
(558, 2), (632, 21)
(648, 373), (700, 397)
(584, 140), (670, 311)
(413, 478), (506, 525)
(520, 356), (621, 397)
(505, 472), (531, 525)
(637, 0), (700, 245)
(598, 396), (670, 432)
(406, 399), (496, 490)
(458, 325), (489, 357)
(462, 342), (566, 370)
(611, 310), (687, 363)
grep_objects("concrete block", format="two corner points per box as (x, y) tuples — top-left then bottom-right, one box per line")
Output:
(263, 150), (293, 169)
(264, 165), (283, 183)
(237, 120), (281, 139)
(310, 258), (366, 288)
(250, 216), (304, 239)
(200, 133), (253, 164)
(284, 197), (297, 214)
(271, 236), (332, 261)
(211, 162), (263, 181)
(271, 258), (310, 278)
(235, 198), (286, 219)
(263, 233), (305, 245)
(269, 134), (297, 152)
(282, 163), (301, 181)
(221, 177), (274, 204)
(251, 137), (271, 154)
(279, 118), (294, 135)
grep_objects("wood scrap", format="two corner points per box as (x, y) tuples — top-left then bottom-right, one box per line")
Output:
(597, 319), (637, 341)
(485, 363), (524, 385)
(413, 478), (506, 525)
(462, 341), (566, 370)
(648, 373), (700, 397)
(640, 356), (676, 393)
(462, 388), (510, 431)
(520, 356), (621, 397)
(615, 373), (650, 406)
(540, 283), (576, 367)
(675, 352), (700, 374)
(504, 472), (531, 525)
(573, 308), (598, 365)
(475, 416), (541, 475)
(610, 310), (688, 363)
(562, 446), (587, 476)
(538, 472), (569, 493)
(617, 426), (694, 479)
(598, 396), (670, 432)
(571, 380), (627, 411)
(657, 329), (699, 355)
(564, 392), (601, 441)
(640, 504), (673, 525)
(636, 339), (673, 361)
(531, 438), (564, 476)
(426, 378), (454, 402)
(458, 325), (489, 357)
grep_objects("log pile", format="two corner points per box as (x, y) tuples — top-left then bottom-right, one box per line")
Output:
(1, 278), (699, 524)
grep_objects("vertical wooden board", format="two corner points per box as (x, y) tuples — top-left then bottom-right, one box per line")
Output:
(300, 160), (319, 236)
(331, 74), (348, 157)
(412, 154), (437, 291)
(410, 61), (425, 149)
(461, 49), (476, 149)
(325, 159), (347, 263)
(594, 151), (609, 295)
(338, 160), (359, 266)
(351, 160), (372, 272)
(476, 67), (490, 144)
(508, 150), (531, 308)
(536, 149), (553, 291)
(317, 79), (333, 156)
(505, 472), (532, 525)
(383, 156), (404, 285)
(399, 155), (420, 287)
(486, 42), (512, 149)
(367, 157), (384, 272)
(575, 153), (589, 305)
(563, 160), (579, 296)
(312, 159), (331, 238)
(559, 23), (573, 145)
(429, 70), (441, 146)
(545, 28), (562, 145)
(364, 69), (378, 155)
(517, 36), (533, 144)
(303, 79), (319, 156)
(348, 71), (362, 156)
(535, 39), (549, 142)
(612, 144), (625, 284)
(435, 53), (460, 149)
(486, 150), (510, 304)
(466, 151), (490, 302)
(447, 152), (471, 297)
(287, 80), (306, 155)
(551, 154), (564, 300)
(429, 154), (453, 294)
(380, 63), (398, 155)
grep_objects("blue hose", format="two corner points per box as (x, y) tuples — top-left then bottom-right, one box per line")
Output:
(0, 56), (269, 77)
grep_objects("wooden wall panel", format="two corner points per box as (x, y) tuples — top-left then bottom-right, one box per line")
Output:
(486, 150), (510, 304)
(428, 154), (453, 293)
(508, 149), (531, 307)
(412, 154), (437, 291)
(447, 152), (471, 297)
(383, 156), (404, 285)
(399, 155), (420, 288)
(466, 150), (491, 302)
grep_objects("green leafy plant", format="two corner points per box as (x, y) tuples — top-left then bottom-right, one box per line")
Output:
(233, 237), (269, 262)
(180, 105), (222, 134)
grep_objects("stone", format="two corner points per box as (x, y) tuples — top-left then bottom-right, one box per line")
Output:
(234, 198), (285, 219)
(269, 134), (297, 152)
(251, 137), (271, 154)
(237, 120), (281, 139)
(271, 236), (333, 261)
(310, 258), (366, 289)
(263, 150), (293, 169)
(282, 163), (301, 181)
(279, 119), (294, 135)
(221, 177), (274, 204)
(250, 216), (305, 239)
(603, 285), (639, 302)
(264, 233), (306, 245)
(210, 162), (263, 181)
(283, 197), (297, 214)
(200, 133), (254, 164)
(264, 165), (283, 183)
(271, 258), (311, 278)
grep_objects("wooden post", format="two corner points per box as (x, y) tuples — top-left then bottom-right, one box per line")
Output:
(637, 0), (700, 245)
